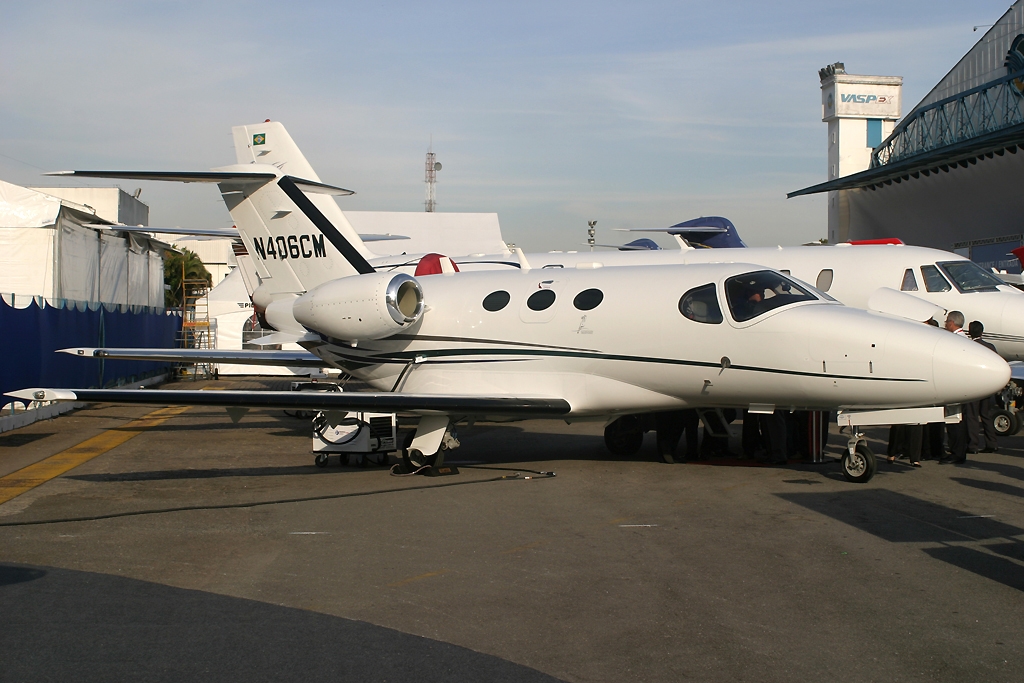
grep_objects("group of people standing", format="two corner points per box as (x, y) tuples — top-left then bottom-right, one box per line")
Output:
(887, 310), (999, 467)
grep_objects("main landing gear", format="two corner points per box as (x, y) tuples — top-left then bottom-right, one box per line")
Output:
(396, 415), (461, 476)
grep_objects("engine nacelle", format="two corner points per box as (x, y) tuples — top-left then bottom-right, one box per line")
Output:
(292, 272), (424, 341)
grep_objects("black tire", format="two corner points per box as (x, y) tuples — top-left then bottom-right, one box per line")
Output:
(840, 442), (876, 483)
(991, 409), (1018, 437)
(604, 416), (644, 457)
(314, 453), (329, 468)
(402, 448), (438, 470)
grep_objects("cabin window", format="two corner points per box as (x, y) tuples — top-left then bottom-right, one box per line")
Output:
(921, 265), (952, 293)
(937, 261), (1003, 292)
(900, 269), (918, 291)
(678, 284), (723, 324)
(573, 288), (604, 311)
(482, 291), (511, 312)
(527, 289), (556, 311)
(815, 269), (834, 292)
(725, 270), (817, 323)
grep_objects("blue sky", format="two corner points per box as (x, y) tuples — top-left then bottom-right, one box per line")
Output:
(0, 1), (1013, 250)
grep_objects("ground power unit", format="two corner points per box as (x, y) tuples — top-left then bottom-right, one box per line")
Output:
(289, 381), (398, 467)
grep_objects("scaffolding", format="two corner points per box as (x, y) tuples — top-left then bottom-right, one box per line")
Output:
(178, 277), (213, 379)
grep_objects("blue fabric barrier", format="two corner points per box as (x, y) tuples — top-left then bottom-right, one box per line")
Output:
(0, 298), (180, 397)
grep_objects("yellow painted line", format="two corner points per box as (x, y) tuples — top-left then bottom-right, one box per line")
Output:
(387, 570), (449, 588)
(0, 405), (190, 506)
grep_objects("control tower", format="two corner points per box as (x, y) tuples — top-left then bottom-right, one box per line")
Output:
(818, 63), (902, 243)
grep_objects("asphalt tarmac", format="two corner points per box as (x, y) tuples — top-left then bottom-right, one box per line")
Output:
(2, 378), (1023, 682)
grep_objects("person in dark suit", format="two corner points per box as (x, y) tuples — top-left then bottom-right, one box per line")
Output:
(965, 321), (999, 453)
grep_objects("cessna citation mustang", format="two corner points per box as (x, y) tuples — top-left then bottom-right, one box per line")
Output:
(8, 170), (1009, 486)
(56, 122), (1024, 362)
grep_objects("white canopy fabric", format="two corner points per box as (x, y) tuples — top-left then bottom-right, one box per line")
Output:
(0, 180), (166, 307)
(0, 180), (62, 229)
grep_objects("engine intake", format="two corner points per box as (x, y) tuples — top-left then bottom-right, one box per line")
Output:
(292, 272), (424, 341)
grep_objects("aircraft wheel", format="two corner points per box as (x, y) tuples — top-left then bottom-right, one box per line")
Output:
(314, 453), (329, 468)
(604, 416), (643, 457)
(840, 443), (876, 483)
(992, 409), (1018, 437)
(402, 448), (438, 470)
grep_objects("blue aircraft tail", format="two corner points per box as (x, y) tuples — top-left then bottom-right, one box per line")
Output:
(669, 216), (746, 248)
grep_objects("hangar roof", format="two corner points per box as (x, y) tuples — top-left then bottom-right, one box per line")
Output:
(790, 1), (1024, 198)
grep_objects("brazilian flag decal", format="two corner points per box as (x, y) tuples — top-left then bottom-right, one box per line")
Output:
(253, 133), (266, 146)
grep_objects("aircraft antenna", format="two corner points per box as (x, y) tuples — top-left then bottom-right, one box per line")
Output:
(425, 139), (441, 212)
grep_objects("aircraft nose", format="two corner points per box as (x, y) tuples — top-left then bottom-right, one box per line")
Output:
(932, 333), (1009, 404)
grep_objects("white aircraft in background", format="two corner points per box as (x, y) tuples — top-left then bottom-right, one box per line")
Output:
(9, 157), (1010, 483)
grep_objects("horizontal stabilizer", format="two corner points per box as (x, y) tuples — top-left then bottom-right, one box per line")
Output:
(85, 224), (241, 238)
(46, 170), (277, 183)
(46, 171), (354, 196)
(244, 332), (319, 346)
(4, 388), (572, 417)
(359, 233), (411, 242)
(58, 347), (326, 368)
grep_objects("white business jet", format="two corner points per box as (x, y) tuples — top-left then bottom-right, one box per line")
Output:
(9, 161), (1009, 483)
(64, 121), (1024, 363)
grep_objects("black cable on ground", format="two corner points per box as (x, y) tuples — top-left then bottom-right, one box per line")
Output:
(0, 468), (554, 528)
(460, 465), (556, 479)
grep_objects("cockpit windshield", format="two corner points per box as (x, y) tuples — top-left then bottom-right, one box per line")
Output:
(937, 261), (1004, 292)
(725, 270), (818, 322)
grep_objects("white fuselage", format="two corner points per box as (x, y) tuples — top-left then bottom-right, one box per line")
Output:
(297, 263), (1008, 417)
(366, 244), (1024, 361)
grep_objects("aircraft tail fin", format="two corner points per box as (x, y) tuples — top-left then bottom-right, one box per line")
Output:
(228, 121), (379, 289)
(233, 121), (322, 179)
(215, 167), (375, 292)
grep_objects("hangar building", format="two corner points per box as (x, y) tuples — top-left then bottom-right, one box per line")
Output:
(790, 1), (1024, 273)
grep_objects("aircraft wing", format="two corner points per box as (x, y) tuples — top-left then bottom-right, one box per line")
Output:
(59, 347), (327, 368)
(5, 388), (572, 417)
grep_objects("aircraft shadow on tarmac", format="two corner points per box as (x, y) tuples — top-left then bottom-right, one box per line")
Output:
(0, 432), (55, 448)
(946, 458), (1024, 483)
(778, 489), (1024, 592)
(0, 562), (566, 683)
(142, 415), (311, 437)
(65, 465), (354, 482)
(951, 476), (1024, 499)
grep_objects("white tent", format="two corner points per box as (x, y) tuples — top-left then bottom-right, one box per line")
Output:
(0, 180), (167, 307)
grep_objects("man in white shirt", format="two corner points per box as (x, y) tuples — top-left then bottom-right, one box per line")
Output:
(941, 310), (969, 463)
(945, 311), (967, 336)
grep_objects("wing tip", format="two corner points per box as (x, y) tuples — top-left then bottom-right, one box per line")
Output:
(4, 388), (79, 402)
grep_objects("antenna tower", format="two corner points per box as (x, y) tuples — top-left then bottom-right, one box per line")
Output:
(424, 141), (441, 212)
